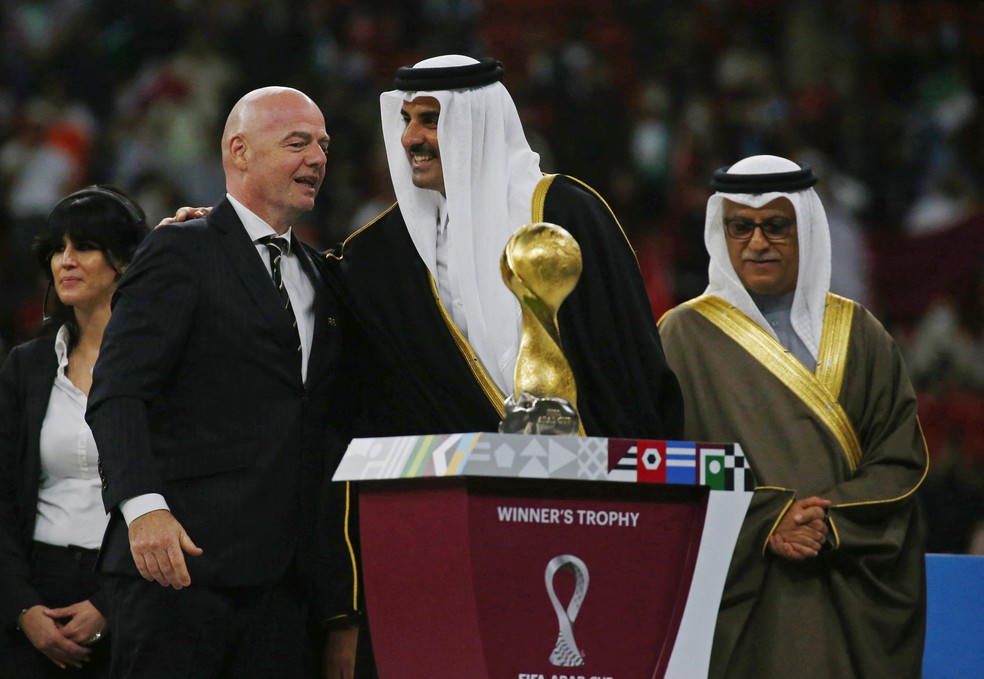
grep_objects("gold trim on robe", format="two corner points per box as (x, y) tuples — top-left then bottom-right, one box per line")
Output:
(815, 292), (854, 399)
(532, 174), (556, 222)
(535, 174), (639, 259)
(342, 481), (358, 610)
(325, 203), (400, 262)
(427, 274), (506, 417)
(687, 295), (863, 472)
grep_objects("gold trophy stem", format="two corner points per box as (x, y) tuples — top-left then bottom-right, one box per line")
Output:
(499, 222), (583, 435)
(514, 296), (577, 408)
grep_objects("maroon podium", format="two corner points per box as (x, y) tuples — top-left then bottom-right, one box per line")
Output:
(333, 433), (753, 679)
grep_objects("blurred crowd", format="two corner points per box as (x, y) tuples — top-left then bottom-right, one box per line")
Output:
(1, 0), (982, 553)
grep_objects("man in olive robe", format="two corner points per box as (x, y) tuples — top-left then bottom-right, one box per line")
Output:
(659, 155), (927, 678)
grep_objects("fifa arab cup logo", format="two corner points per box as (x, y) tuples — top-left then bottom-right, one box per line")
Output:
(545, 554), (589, 667)
(499, 222), (583, 435)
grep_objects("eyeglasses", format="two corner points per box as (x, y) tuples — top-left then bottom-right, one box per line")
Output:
(724, 217), (795, 241)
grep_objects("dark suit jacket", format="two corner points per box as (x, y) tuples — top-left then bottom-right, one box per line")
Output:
(0, 335), (108, 629)
(86, 198), (358, 619)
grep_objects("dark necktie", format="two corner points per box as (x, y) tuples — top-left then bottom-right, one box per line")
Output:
(257, 235), (301, 354)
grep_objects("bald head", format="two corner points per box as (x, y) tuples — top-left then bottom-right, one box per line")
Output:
(221, 86), (329, 232)
(222, 87), (319, 166)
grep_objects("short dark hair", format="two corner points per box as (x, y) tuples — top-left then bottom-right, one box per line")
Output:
(34, 185), (151, 348)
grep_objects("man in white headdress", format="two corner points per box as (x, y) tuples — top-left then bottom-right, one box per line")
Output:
(327, 55), (682, 439)
(658, 155), (928, 678)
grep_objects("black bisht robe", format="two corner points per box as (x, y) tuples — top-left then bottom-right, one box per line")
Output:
(326, 174), (683, 440)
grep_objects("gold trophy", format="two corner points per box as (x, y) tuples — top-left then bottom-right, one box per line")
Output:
(499, 222), (582, 435)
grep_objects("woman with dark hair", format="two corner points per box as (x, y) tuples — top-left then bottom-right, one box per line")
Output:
(0, 185), (149, 677)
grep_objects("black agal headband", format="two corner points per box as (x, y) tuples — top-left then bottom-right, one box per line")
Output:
(393, 58), (504, 91)
(710, 162), (818, 193)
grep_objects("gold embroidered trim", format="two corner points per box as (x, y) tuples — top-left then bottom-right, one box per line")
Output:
(763, 494), (795, 555)
(532, 174), (556, 222)
(827, 514), (841, 551)
(427, 274), (505, 417)
(324, 202), (399, 262)
(342, 481), (359, 610)
(566, 176), (638, 257)
(815, 292), (855, 399)
(534, 174), (638, 258)
(688, 295), (862, 471)
(833, 422), (930, 511)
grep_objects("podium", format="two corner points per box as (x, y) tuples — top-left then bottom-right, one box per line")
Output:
(334, 433), (754, 679)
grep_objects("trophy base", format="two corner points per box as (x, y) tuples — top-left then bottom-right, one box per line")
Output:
(499, 392), (580, 436)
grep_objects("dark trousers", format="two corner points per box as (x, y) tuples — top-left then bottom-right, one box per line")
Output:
(0, 542), (109, 679)
(101, 573), (317, 679)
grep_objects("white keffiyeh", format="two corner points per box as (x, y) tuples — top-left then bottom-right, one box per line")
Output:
(379, 54), (543, 394)
(703, 154), (832, 363)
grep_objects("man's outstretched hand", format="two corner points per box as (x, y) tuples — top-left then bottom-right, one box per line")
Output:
(128, 509), (203, 588)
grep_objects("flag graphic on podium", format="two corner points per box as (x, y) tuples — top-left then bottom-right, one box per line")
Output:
(636, 440), (666, 483)
(698, 443), (754, 490)
(665, 441), (697, 485)
(607, 439), (638, 482)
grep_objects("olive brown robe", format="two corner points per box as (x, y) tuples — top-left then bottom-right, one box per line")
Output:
(659, 292), (928, 679)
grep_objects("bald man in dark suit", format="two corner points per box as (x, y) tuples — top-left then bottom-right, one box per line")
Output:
(87, 87), (360, 679)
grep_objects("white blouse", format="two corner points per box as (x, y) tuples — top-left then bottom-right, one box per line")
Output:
(33, 325), (109, 549)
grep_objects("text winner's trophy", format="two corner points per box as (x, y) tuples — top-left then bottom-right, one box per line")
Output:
(499, 222), (582, 435)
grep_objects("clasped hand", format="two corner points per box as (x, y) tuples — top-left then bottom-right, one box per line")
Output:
(767, 496), (831, 561)
(20, 600), (106, 669)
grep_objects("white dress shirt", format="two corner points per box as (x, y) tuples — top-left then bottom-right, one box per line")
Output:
(229, 193), (316, 381)
(34, 325), (109, 548)
(434, 203), (470, 338)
